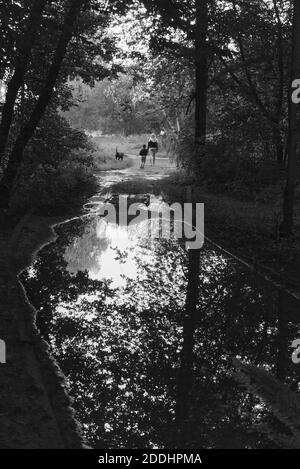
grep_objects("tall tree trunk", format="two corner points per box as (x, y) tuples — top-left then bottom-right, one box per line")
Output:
(0, 0), (47, 164)
(273, 0), (284, 165)
(175, 0), (209, 439)
(175, 249), (201, 440)
(194, 0), (208, 170)
(0, 0), (85, 207)
(281, 0), (300, 235)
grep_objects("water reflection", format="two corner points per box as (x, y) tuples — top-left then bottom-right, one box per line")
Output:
(64, 220), (141, 288)
(21, 213), (300, 449)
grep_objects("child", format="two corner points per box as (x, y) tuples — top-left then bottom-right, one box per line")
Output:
(140, 144), (148, 169)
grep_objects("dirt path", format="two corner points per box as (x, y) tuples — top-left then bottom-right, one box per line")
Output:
(97, 154), (175, 187)
(85, 155), (176, 209)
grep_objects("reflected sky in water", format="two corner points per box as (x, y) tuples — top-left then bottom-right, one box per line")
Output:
(21, 211), (300, 449)
(65, 221), (141, 288)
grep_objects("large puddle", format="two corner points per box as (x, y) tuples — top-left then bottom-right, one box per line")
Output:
(21, 193), (300, 449)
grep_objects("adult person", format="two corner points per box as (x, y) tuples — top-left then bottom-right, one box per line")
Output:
(148, 133), (159, 166)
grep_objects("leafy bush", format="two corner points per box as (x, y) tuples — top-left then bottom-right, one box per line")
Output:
(10, 111), (98, 213)
(199, 143), (284, 199)
(176, 120), (285, 200)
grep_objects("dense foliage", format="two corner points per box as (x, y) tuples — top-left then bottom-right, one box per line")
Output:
(61, 1), (299, 201)
(0, 0), (127, 211)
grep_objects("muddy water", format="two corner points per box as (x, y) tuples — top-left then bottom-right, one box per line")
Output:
(21, 169), (300, 449)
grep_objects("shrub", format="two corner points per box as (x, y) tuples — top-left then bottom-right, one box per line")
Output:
(176, 121), (285, 200)
(10, 111), (98, 213)
(199, 144), (284, 199)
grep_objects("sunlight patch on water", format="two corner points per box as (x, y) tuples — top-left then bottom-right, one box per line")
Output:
(93, 223), (138, 288)
(63, 217), (159, 289)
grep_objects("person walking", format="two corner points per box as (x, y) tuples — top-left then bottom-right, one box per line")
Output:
(139, 144), (148, 169)
(148, 133), (158, 166)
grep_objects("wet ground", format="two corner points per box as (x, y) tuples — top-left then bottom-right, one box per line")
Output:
(21, 156), (300, 449)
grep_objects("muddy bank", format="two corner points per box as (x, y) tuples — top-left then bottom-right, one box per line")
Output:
(0, 212), (88, 448)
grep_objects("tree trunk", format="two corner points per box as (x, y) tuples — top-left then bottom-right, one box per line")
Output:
(0, 0), (85, 207)
(194, 0), (208, 171)
(174, 0), (209, 437)
(273, 0), (284, 165)
(281, 0), (300, 236)
(175, 248), (201, 440)
(0, 0), (47, 164)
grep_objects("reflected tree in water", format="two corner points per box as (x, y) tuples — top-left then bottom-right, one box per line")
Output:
(21, 217), (300, 449)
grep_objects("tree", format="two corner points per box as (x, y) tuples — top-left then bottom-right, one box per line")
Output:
(0, 0), (89, 206)
(218, 0), (290, 165)
(143, 0), (293, 166)
(141, 0), (211, 171)
(0, 0), (47, 162)
(0, 0), (87, 206)
(194, 0), (208, 168)
(0, 0), (127, 208)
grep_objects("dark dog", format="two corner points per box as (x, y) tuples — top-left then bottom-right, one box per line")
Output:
(116, 147), (124, 161)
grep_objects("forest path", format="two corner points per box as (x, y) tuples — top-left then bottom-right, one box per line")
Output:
(99, 153), (175, 186)
(87, 154), (177, 211)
